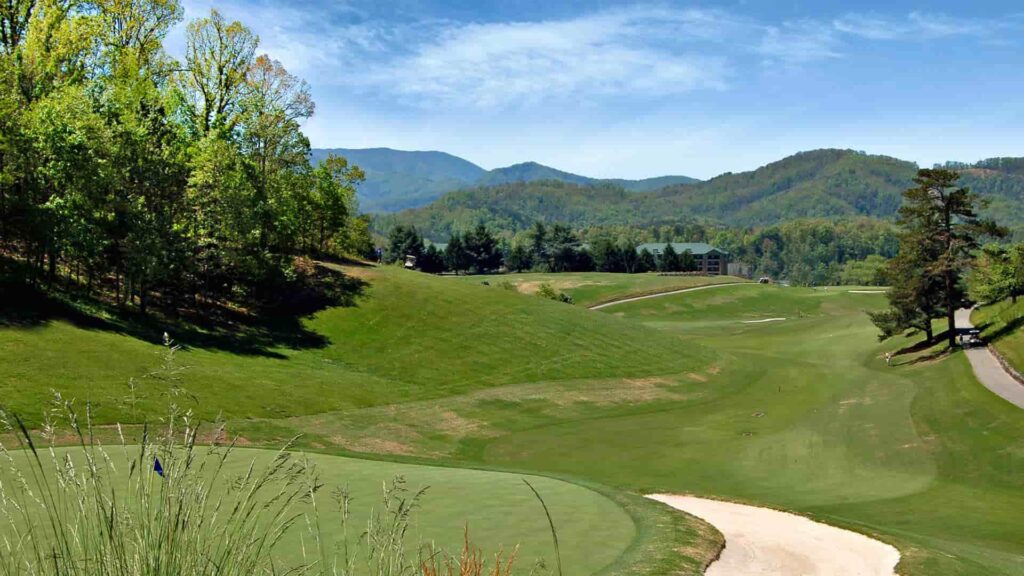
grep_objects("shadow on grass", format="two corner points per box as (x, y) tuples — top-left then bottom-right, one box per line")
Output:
(892, 330), (953, 365)
(974, 315), (1024, 345)
(0, 265), (368, 358)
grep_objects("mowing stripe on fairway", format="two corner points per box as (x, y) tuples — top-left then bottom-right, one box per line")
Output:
(589, 282), (752, 310)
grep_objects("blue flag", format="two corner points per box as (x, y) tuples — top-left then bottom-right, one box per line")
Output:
(154, 457), (165, 478)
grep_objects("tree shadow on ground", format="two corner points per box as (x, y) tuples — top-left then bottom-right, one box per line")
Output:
(892, 330), (953, 365)
(973, 315), (1024, 345)
(0, 264), (367, 358)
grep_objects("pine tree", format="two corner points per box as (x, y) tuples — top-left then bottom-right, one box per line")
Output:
(873, 169), (1003, 346)
(658, 244), (681, 272)
(637, 248), (656, 273)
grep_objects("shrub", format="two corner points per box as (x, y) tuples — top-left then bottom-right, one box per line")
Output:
(536, 284), (573, 304)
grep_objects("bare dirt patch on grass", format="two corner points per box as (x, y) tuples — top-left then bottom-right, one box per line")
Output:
(514, 279), (609, 295)
(263, 373), (709, 458)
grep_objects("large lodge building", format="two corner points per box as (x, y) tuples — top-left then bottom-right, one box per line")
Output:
(635, 242), (730, 275)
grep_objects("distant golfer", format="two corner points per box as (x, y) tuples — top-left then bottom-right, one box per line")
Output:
(884, 352), (893, 366)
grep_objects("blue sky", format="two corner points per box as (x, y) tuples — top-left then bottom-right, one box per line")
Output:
(168, 1), (1024, 179)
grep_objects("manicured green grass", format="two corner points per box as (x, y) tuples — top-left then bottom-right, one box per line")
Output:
(5, 445), (634, 575)
(454, 272), (744, 307)
(0, 265), (723, 575)
(9, 268), (1024, 574)
(228, 282), (1024, 574)
(479, 286), (1024, 575)
(0, 266), (712, 424)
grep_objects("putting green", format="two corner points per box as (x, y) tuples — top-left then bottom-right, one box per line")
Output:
(2, 446), (635, 574)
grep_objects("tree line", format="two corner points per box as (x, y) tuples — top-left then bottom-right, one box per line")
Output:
(0, 1), (371, 312)
(386, 216), (901, 285)
(386, 222), (705, 275)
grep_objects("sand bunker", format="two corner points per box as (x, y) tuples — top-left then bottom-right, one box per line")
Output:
(648, 494), (899, 576)
(848, 290), (887, 294)
(742, 317), (786, 324)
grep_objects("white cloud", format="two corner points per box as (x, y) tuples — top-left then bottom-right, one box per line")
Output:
(361, 7), (735, 108)
(758, 20), (841, 65)
(166, 4), (1023, 112)
(833, 11), (1019, 41)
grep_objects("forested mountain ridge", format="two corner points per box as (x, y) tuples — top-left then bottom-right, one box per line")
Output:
(310, 148), (487, 213)
(379, 149), (1024, 239)
(310, 148), (697, 212)
(476, 161), (698, 191)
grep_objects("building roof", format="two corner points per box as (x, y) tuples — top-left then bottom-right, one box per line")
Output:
(635, 242), (729, 256)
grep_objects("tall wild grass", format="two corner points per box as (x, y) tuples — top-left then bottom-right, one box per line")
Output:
(0, 336), (547, 575)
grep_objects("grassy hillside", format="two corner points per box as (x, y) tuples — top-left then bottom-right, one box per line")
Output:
(456, 272), (744, 307)
(7, 267), (1024, 574)
(381, 149), (1024, 237)
(0, 266), (713, 424)
(972, 299), (1024, 371)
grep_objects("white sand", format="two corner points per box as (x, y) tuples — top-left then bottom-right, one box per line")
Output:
(648, 494), (900, 576)
(847, 290), (887, 294)
(743, 317), (786, 324)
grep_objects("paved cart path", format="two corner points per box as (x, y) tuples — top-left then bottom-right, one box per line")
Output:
(649, 495), (899, 576)
(955, 309), (1024, 409)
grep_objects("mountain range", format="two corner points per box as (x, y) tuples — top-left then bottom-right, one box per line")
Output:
(309, 148), (697, 212)
(373, 149), (1024, 240)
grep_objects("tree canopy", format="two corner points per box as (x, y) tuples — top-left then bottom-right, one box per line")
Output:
(0, 0), (371, 313)
(871, 169), (1004, 346)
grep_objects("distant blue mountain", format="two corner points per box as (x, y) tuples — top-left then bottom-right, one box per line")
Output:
(310, 148), (698, 212)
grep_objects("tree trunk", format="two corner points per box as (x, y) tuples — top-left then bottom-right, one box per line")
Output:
(945, 267), (957, 348)
(925, 323), (933, 343)
(46, 246), (56, 285)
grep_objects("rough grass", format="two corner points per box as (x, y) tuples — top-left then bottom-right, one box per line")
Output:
(454, 272), (744, 307)
(972, 298), (1024, 372)
(1, 443), (634, 575)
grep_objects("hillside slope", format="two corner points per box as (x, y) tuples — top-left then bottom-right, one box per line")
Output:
(383, 149), (1024, 237)
(310, 148), (697, 212)
(478, 161), (697, 191)
(310, 148), (487, 212)
(0, 266), (713, 424)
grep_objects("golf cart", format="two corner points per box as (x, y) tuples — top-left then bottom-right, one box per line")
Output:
(960, 329), (984, 348)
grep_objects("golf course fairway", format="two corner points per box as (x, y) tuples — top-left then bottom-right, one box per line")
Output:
(479, 284), (1024, 575)
(4, 270), (1024, 575)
